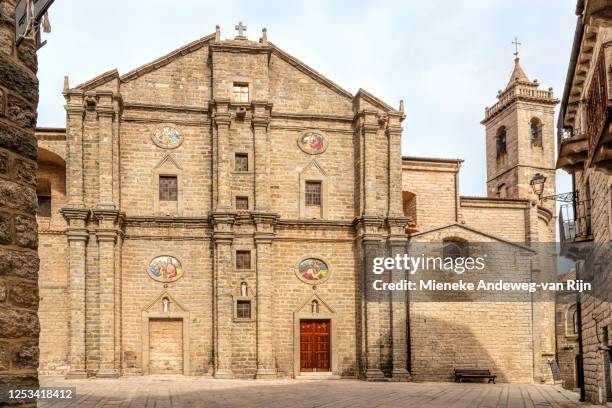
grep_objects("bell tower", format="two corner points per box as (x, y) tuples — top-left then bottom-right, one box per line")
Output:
(481, 53), (558, 208)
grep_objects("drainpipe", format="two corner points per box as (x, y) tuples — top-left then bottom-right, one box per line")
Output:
(576, 267), (585, 402)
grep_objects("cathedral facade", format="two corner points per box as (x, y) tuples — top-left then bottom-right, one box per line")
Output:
(36, 25), (558, 382)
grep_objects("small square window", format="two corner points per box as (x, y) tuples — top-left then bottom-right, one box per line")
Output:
(305, 181), (321, 206)
(236, 196), (249, 210)
(159, 176), (178, 201)
(235, 153), (248, 172)
(233, 83), (249, 103)
(236, 250), (251, 270)
(37, 196), (51, 217)
(236, 300), (251, 319)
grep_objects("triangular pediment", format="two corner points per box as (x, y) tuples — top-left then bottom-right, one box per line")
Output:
(154, 153), (182, 170)
(144, 290), (188, 313)
(300, 160), (327, 178)
(355, 88), (397, 113)
(410, 223), (535, 253)
(295, 292), (336, 314)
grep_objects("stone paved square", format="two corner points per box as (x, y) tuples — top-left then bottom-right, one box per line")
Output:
(37, 376), (595, 408)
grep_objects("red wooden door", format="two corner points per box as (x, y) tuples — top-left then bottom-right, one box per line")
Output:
(300, 320), (330, 372)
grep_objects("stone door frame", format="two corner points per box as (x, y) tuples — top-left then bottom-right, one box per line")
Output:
(141, 310), (191, 375)
(293, 294), (337, 378)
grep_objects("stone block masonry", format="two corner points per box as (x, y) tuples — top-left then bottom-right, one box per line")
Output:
(0, 0), (40, 406)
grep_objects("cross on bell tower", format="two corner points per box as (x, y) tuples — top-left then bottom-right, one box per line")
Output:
(235, 21), (247, 39)
(512, 37), (521, 58)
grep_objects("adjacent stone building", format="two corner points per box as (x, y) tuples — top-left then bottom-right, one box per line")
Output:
(36, 25), (558, 383)
(0, 0), (41, 404)
(556, 0), (612, 404)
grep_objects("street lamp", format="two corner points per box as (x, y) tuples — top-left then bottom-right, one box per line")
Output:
(530, 173), (547, 199)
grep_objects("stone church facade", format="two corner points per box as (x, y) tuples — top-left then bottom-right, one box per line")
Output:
(35, 25), (558, 382)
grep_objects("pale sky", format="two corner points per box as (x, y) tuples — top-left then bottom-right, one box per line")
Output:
(37, 0), (577, 197)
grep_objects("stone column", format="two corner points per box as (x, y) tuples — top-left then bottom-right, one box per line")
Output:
(214, 100), (231, 210)
(386, 114), (404, 217)
(0, 4), (40, 395)
(361, 112), (379, 216)
(254, 214), (277, 378)
(211, 212), (235, 378)
(63, 89), (85, 207)
(252, 102), (271, 211)
(93, 210), (119, 377)
(388, 218), (411, 381)
(61, 209), (90, 378)
(96, 92), (115, 208)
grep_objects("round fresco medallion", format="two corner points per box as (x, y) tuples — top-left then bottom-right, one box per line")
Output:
(297, 258), (330, 284)
(152, 125), (183, 149)
(298, 131), (327, 155)
(147, 256), (184, 283)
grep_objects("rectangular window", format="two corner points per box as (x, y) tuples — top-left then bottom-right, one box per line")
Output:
(159, 176), (178, 201)
(37, 196), (51, 217)
(236, 250), (251, 270)
(305, 181), (322, 206)
(233, 83), (249, 103)
(236, 196), (249, 210)
(235, 153), (248, 172)
(236, 300), (251, 319)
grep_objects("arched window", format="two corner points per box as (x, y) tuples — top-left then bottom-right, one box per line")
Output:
(530, 118), (542, 147)
(311, 300), (320, 314)
(497, 183), (507, 199)
(566, 303), (578, 336)
(496, 126), (507, 157)
(443, 238), (469, 260)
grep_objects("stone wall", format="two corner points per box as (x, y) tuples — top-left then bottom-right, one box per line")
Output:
(0, 0), (40, 403)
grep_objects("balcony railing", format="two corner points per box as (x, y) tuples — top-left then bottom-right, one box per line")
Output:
(559, 199), (592, 243)
(586, 42), (612, 157)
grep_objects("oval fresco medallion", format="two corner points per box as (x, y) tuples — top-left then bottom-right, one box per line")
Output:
(297, 258), (331, 284)
(147, 256), (184, 283)
(152, 125), (183, 149)
(297, 131), (327, 155)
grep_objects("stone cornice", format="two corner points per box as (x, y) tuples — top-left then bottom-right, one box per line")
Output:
(73, 69), (119, 92)
(269, 41), (353, 100)
(210, 42), (271, 54)
(120, 34), (216, 83)
(270, 112), (353, 123)
(122, 102), (209, 114)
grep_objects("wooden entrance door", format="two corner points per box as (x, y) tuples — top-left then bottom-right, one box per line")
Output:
(149, 318), (183, 374)
(300, 319), (330, 372)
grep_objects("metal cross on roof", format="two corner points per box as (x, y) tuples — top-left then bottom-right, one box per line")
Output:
(512, 37), (522, 58)
(235, 21), (247, 38)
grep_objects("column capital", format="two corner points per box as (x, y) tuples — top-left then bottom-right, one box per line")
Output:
(61, 208), (90, 222)
(66, 229), (89, 242)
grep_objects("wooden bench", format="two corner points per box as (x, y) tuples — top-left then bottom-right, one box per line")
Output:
(453, 368), (496, 383)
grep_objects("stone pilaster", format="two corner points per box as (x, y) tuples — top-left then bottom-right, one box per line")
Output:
(357, 216), (386, 380)
(386, 114), (405, 217)
(213, 100), (231, 210)
(359, 111), (380, 216)
(96, 92), (115, 208)
(93, 209), (120, 378)
(211, 211), (235, 378)
(253, 212), (278, 378)
(252, 101), (271, 211)
(388, 217), (411, 381)
(61, 208), (90, 378)
(63, 91), (85, 207)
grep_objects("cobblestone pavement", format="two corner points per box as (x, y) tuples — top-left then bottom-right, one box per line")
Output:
(37, 376), (593, 408)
